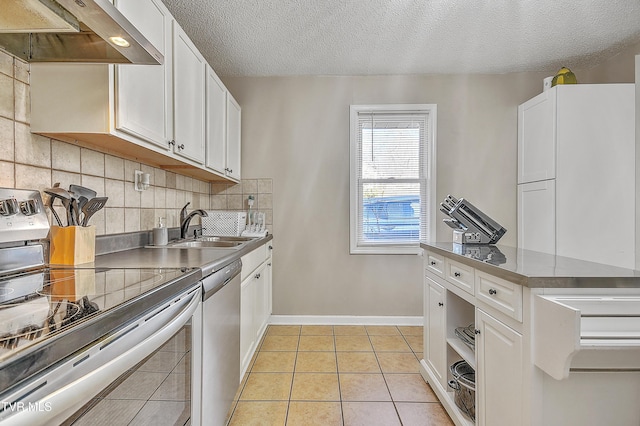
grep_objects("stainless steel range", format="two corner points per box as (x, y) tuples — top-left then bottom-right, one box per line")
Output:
(0, 188), (202, 425)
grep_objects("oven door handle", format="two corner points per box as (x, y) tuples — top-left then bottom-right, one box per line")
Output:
(0, 285), (201, 426)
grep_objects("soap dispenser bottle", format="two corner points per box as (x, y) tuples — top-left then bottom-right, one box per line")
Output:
(153, 217), (168, 246)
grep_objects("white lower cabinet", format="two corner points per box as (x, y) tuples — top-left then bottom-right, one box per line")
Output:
(422, 250), (525, 425)
(475, 309), (523, 426)
(240, 242), (273, 376)
(240, 273), (256, 374)
(425, 277), (447, 386)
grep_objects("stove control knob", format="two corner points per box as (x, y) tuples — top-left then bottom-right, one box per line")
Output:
(0, 198), (19, 216)
(20, 199), (40, 216)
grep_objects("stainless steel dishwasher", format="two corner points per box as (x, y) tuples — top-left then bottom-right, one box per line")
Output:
(199, 259), (242, 426)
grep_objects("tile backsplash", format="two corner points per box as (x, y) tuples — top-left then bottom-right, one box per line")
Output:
(0, 49), (272, 236)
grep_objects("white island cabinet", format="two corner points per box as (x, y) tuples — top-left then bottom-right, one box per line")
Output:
(421, 242), (640, 426)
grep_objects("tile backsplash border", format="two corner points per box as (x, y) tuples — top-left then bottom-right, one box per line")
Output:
(0, 49), (272, 237)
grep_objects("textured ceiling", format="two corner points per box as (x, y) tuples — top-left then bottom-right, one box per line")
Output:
(160, 0), (640, 77)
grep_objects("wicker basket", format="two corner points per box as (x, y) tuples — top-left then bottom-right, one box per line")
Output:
(448, 360), (476, 421)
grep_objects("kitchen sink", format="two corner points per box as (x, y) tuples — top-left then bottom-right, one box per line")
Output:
(169, 240), (243, 248)
(146, 235), (257, 249)
(197, 236), (255, 242)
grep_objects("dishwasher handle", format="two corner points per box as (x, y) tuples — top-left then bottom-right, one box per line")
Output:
(203, 259), (242, 301)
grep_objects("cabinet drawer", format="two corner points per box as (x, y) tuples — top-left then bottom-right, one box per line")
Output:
(444, 258), (474, 296)
(241, 244), (267, 281)
(425, 250), (444, 278)
(475, 271), (522, 322)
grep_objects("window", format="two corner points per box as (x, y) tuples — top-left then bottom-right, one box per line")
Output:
(349, 104), (436, 254)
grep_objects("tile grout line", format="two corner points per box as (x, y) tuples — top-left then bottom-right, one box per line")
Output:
(228, 325), (437, 426)
(333, 327), (346, 426)
(369, 326), (407, 426)
(283, 328), (301, 425)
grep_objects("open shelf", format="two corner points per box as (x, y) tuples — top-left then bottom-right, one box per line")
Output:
(447, 337), (476, 370)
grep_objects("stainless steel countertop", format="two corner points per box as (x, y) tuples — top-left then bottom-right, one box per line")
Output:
(421, 242), (640, 288)
(94, 235), (273, 277)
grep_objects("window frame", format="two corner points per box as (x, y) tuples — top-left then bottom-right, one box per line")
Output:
(349, 104), (437, 255)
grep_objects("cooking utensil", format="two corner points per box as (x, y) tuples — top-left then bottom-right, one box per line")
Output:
(76, 195), (88, 224)
(44, 191), (63, 227)
(44, 187), (72, 227)
(68, 185), (97, 201)
(69, 198), (79, 226)
(80, 197), (108, 226)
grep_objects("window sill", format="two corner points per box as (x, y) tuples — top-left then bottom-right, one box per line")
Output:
(350, 244), (422, 255)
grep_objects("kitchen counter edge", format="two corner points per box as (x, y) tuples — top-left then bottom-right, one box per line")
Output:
(94, 234), (273, 277)
(421, 242), (640, 289)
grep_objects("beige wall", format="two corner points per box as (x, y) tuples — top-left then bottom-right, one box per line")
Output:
(224, 44), (639, 317)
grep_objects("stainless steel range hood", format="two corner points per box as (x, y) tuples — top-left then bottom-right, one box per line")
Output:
(0, 0), (163, 65)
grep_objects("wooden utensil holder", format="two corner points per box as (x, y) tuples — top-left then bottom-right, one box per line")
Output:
(49, 225), (96, 265)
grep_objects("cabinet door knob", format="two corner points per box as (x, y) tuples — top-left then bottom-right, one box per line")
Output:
(489, 288), (497, 295)
(168, 140), (175, 147)
(454, 272), (461, 277)
(177, 143), (185, 150)
(255, 273), (261, 279)
(474, 329), (481, 335)
(430, 261), (436, 266)
(438, 302), (444, 307)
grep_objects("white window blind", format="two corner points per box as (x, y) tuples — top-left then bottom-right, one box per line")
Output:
(350, 105), (436, 254)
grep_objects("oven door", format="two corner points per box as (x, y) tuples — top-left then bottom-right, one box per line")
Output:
(0, 285), (201, 426)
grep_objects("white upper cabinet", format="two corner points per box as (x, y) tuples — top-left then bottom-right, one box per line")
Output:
(205, 66), (242, 182)
(517, 84), (636, 268)
(225, 95), (242, 181)
(517, 89), (556, 184)
(205, 65), (227, 175)
(172, 22), (206, 164)
(29, 0), (239, 183)
(114, 0), (172, 149)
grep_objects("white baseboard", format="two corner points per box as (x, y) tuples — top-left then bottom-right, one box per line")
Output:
(268, 315), (423, 326)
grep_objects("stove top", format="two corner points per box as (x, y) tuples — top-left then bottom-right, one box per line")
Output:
(0, 266), (200, 365)
(0, 187), (203, 395)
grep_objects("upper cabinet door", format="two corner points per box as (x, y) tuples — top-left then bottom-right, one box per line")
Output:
(172, 21), (206, 164)
(115, 0), (172, 150)
(205, 65), (227, 175)
(226, 94), (242, 181)
(517, 89), (556, 184)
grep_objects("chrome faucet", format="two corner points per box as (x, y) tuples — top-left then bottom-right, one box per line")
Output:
(179, 203), (208, 239)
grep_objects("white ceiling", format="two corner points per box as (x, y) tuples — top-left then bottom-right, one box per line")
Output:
(160, 0), (640, 77)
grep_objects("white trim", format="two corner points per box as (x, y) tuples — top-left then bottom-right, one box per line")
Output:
(268, 315), (423, 326)
(349, 103), (437, 255)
